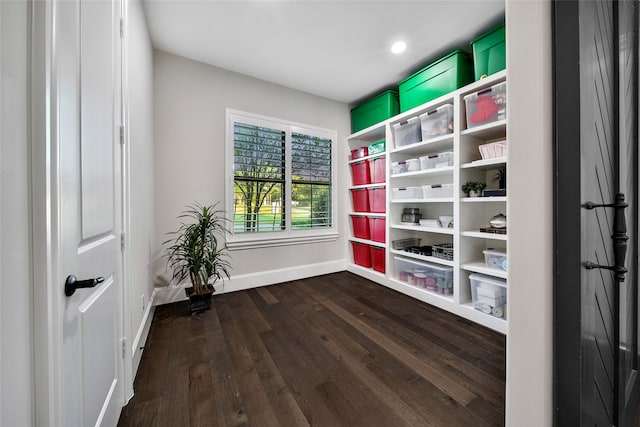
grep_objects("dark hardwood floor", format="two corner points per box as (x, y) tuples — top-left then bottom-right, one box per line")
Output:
(118, 272), (505, 427)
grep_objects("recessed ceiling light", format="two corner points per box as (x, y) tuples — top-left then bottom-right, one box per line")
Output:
(391, 41), (407, 54)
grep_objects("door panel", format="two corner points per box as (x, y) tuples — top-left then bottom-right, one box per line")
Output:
(56, 0), (123, 425)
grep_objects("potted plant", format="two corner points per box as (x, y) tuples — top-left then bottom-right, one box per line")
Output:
(462, 181), (487, 197)
(164, 202), (231, 314)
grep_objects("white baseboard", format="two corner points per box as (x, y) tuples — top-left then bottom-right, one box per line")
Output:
(131, 291), (156, 377)
(153, 259), (347, 306)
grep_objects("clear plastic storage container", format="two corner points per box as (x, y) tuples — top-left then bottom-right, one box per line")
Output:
(422, 183), (454, 198)
(483, 248), (507, 271)
(420, 152), (454, 170)
(469, 273), (507, 319)
(464, 81), (507, 128)
(392, 187), (423, 200)
(392, 117), (422, 147)
(419, 104), (454, 139)
(394, 256), (454, 295)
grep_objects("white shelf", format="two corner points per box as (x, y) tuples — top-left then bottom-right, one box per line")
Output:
(390, 249), (454, 267)
(390, 223), (454, 235)
(390, 166), (454, 179)
(349, 237), (386, 248)
(461, 119), (507, 140)
(390, 134), (454, 155)
(390, 198), (454, 203)
(345, 72), (508, 336)
(348, 152), (386, 164)
(461, 196), (507, 203)
(349, 211), (387, 217)
(461, 231), (508, 241)
(461, 261), (508, 279)
(461, 157), (507, 169)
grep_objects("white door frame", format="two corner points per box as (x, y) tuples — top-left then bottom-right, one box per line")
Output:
(29, 0), (132, 424)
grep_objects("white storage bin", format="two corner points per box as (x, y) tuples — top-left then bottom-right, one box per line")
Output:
(406, 158), (421, 172)
(479, 140), (507, 159)
(394, 256), (454, 295)
(419, 104), (454, 139)
(393, 117), (422, 147)
(392, 161), (409, 175)
(392, 186), (423, 200)
(422, 183), (454, 198)
(420, 151), (454, 170)
(483, 248), (507, 271)
(469, 273), (507, 319)
(464, 81), (507, 128)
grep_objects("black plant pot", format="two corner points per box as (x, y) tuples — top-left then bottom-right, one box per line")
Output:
(185, 285), (214, 315)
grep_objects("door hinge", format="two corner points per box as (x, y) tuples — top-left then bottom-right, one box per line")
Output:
(120, 18), (125, 38)
(120, 232), (126, 252)
(119, 125), (124, 145)
(121, 339), (127, 359)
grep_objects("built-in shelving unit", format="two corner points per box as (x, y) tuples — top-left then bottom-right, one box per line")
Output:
(346, 70), (508, 334)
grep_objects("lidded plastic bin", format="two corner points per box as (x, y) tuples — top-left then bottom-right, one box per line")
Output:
(392, 187), (423, 200)
(392, 117), (422, 148)
(367, 186), (386, 213)
(398, 50), (473, 112)
(368, 155), (386, 184)
(422, 183), (454, 198)
(464, 81), (507, 128)
(350, 215), (369, 239)
(368, 140), (386, 155)
(368, 216), (386, 243)
(350, 160), (371, 186)
(419, 104), (454, 139)
(392, 161), (409, 175)
(350, 146), (368, 160)
(394, 256), (454, 295)
(350, 188), (369, 212)
(469, 273), (507, 319)
(352, 242), (372, 267)
(483, 248), (507, 271)
(419, 152), (453, 170)
(351, 90), (399, 133)
(471, 24), (506, 80)
(479, 140), (507, 159)
(371, 246), (386, 274)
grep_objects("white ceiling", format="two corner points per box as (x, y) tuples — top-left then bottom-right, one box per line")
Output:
(142, 0), (505, 105)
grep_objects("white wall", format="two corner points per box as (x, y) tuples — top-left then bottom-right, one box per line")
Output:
(153, 50), (350, 290)
(505, 1), (553, 425)
(0, 0), (34, 425)
(126, 0), (156, 388)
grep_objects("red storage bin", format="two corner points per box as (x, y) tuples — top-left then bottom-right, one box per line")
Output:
(368, 155), (386, 184)
(352, 242), (372, 267)
(371, 246), (386, 274)
(350, 161), (371, 186)
(350, 146), (368, 160)
(367, 186), (386, 213)
(350, 188), (370, 212)
(351, 215), (370, 239)
(368, 216), (386, 243)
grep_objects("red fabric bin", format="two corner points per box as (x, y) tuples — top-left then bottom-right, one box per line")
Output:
(351, 215), (370, 239)
(350, 188), (369, 212)
(371, 246), (386, 274)
(352, 242), (372, 267)
(368, 155), (386, 184)
(350, 161), (371, 186)
(368, 216), (386, 243)
(367, 186), (386, 213)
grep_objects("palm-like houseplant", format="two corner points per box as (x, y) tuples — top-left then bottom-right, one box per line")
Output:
(164, 203), (231, 313)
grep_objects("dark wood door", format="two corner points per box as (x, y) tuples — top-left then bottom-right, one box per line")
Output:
(555, 1), (640, 425)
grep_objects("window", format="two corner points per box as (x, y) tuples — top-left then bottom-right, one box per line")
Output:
(226, 110), (337, 249)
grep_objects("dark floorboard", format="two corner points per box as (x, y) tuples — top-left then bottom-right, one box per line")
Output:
(118, 272), (505, 427)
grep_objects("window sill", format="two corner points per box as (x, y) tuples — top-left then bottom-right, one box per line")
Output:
(227, 232), (339, 250)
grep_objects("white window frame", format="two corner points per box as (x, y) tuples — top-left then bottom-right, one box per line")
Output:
(225, 109), (339, 250)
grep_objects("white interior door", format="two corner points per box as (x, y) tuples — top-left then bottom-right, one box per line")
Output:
(57, 0), (124, 425)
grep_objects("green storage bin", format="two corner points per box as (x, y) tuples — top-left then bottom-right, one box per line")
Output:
(367, 140), (385, 155)
(398, 50), (473, 112)
(471, 24), (506, 80)
(351, 90), (399, 133)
